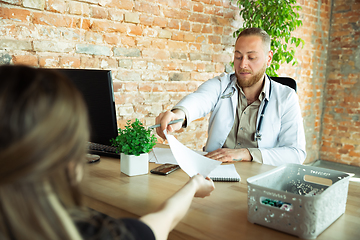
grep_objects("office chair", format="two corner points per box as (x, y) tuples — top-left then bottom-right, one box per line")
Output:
(270, 76), (297, 93)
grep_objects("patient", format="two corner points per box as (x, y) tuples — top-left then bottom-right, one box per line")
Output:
(0, 65), (214, 240)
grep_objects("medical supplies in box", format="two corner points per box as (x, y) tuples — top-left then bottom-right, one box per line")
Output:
(247, 164), (350, 239)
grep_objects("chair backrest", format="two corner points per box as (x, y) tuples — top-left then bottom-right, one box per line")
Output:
(270, 76), (297, 93)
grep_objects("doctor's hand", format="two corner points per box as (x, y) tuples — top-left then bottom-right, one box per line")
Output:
(205, 148), (252, 163)
(155, 110), (185, 139)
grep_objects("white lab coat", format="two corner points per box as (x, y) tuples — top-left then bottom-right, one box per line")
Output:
(174, 72), (306, 166)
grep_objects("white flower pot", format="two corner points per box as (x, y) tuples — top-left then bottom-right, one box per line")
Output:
(120, 153), (149, 176)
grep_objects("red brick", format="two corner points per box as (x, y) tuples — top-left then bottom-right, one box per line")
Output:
(80, 57), (100, 69)
(171, 32), (184, 41)
(152, 39), (168, 49)
(100, 58), (118, 68)
(168, 41), (188, 51)
(142, 49), (170, 60)
(33, 12), (78, 28)
(135, 1), (160, 15)
(46, 0), (66, 13)
(139, 83), (153, 92)
(153, 83), (165, 92)
(163, 8), (189, 20)
(68, 1), (90, 16)
(189, 43), (201, 51)
(60, 56), (80, 68)
(102, 0), (134, 10)
(349, 150), (360, 157)
(208, 35), (221, 44)
(214, 26), (223, 34)
(140, 14), (154, 26)
(163, 62), (180, 71)
(162, 0), (181, 8)
(39, 56), (59, 67)
(184, 33), (195, 42)
(128, 24), (143, 36)
(0, 7), (31, 22)
(214, 7), (223, 16)
(165, 82), (187, 92)
(121, 36), (136, 47)
(181, 21), (191, 31)
(212, 54), (231, 63)
(195, 35), (206, 43)
(79, 19), (91, 30)
(91, 20), (127, 33)
(181, 0), (192, 10)
(104, 34), (120, 45)
(193, 3), (204, 12)
(168, 19), (180, 30)
(153, 17), (167, 27)
(144, 28), (158, 38)
(195, 63), (206, 71)
(124, 82), (138, 92)
(12, 55), (38, 66)
(202, 25), (212, 33)
(91, 6), (109, 19)
(189, 13), (210, 23)
(192, 23), (202, 33)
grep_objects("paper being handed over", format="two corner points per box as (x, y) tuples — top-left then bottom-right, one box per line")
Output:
(164, 130), (221, 177)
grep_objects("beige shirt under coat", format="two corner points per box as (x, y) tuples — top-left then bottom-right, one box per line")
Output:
(223, 74), (270, 163)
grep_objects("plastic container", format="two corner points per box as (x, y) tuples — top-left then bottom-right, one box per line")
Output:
(247, 163), (350, 239)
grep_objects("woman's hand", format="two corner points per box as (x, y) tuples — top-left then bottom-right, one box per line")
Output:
(189, 174), (215, 198)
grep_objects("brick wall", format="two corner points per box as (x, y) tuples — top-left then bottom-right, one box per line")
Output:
(0, 0), (239, 152)
(320, 0), (360, 167)
(278, 0), (332, 164)
(1, 0), (357, 166)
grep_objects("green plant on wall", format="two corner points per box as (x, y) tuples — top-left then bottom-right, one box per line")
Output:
(233, 0), (305, 77)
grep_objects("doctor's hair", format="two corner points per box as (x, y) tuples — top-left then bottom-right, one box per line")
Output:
(236, 28), (271, 53)
(0, 65), (90, 240)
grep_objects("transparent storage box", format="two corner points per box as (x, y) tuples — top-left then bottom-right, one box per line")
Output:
(247, 164), (350, 239)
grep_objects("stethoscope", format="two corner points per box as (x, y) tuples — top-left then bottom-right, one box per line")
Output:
(220, 77), (272, 141)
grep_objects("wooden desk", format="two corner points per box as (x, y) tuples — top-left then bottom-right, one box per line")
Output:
(81, 156), (360, 240)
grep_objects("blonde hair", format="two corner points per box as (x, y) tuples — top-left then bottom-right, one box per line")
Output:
(0, 65), (90, 239)
(236, 27), (271, 53)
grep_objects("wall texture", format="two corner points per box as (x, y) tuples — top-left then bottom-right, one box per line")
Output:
(320, 0), (360, 166)
(0, 0), (358, 166)
(0, 0), (238, 152)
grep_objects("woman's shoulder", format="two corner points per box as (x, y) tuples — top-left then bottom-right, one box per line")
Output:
(75, 210), (155, 240)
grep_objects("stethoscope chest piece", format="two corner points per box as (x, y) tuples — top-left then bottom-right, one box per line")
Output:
(254, 131), (262, 141)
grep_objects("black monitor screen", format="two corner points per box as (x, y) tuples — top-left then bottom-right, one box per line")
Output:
(55, 68), (118, 145)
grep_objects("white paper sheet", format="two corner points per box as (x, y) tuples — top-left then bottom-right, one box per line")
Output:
(152, 147), (178, 164)
(164, 131), (221, 177)
(149, 150), (156, 162)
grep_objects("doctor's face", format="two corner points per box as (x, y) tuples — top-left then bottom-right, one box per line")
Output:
(233, 35), (273, 88)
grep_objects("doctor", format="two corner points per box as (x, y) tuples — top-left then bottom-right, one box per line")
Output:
(155, 28), (306, 166)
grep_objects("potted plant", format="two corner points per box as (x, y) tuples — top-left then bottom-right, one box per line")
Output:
(111, 118), (157, 176)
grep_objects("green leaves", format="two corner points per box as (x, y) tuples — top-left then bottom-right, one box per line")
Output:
(110, 119), (157, 156)
(234, 0), (305, 77)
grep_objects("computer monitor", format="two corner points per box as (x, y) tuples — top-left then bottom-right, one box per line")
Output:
(55, 68), (118, 146)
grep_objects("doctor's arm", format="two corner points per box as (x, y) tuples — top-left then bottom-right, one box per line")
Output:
(155, 77), (223, 140)
(259, 93), (306, 166)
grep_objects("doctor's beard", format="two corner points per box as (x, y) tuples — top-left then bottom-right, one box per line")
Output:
(235, 62), (267, 88)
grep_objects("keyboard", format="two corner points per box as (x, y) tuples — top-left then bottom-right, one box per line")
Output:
(88, 142), (120, 158)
